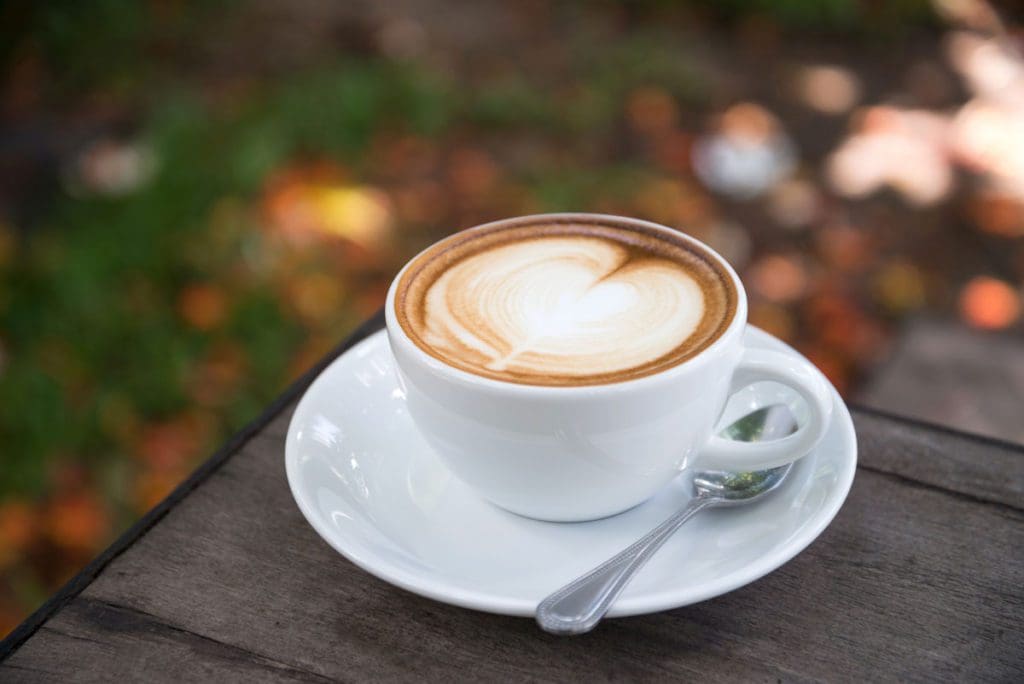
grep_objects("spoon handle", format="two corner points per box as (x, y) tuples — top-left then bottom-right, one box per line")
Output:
(535, 495), (716, 635)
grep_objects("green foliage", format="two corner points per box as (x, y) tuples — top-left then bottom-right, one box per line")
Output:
(467, 78), (563, 130)
(0, 60), (455, 501)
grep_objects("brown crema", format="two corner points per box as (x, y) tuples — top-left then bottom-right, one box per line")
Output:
(394, 215), (738, 386)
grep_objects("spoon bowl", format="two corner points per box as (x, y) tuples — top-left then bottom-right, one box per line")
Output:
(692, 464), (792, 505)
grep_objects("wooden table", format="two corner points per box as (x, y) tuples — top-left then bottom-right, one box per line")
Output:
(856, 318), (1024, 446)
(2, 312), (1022, 682)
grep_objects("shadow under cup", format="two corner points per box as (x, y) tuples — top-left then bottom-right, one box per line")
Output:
(384, 213), (831, 522)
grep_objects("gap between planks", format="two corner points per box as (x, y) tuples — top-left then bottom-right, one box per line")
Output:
(856, 463), (1024, 515)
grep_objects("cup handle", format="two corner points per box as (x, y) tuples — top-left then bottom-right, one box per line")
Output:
(697, 347), (834, 471)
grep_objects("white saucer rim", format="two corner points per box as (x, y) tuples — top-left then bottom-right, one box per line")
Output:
(285, 326), (858, 617)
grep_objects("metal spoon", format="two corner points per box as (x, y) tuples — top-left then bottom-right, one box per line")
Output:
(535, 404), (799, 635)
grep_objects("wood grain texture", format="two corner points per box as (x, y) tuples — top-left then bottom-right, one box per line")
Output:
(852, 407), (1024, 509)
(857, 318), (1024, 445)
(2, 599), (329, 683)
(2, 315), (1023, 682)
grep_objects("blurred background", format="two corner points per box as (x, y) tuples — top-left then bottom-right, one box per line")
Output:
(1, 0), (1022, 636)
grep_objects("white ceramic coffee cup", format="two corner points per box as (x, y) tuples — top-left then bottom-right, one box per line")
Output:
(385, 214), (833, 522)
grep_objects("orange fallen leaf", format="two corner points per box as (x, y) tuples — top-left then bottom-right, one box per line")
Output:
(137, 412), (215, 470)
(959, 276), (1021, 329)
(132, 467), (190, 514)
(44, 491), (109, 553)
(0, 499), (37, 568)
(178, 283), (228, 331)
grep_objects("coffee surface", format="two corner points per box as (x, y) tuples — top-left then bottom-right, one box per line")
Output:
(395, 217), (737, 386)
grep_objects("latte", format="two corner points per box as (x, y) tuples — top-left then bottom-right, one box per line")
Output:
(394, 216), (737, 386)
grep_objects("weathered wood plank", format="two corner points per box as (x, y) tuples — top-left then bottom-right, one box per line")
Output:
(853, 408), (1024, 510)
(1, 598), (328, 683)
(857, 318), (1024, 445)
(1, 405), (1016, 682)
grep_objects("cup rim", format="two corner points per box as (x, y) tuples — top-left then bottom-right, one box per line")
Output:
(384, 212), (748, 396)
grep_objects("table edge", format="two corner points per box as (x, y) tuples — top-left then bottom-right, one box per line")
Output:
(0, 312), (386, 660)
(2, 310), (1021, 659)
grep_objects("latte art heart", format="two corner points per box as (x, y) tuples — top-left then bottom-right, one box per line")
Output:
(395, 218), (736, 386)
(423, 238), (705, 378)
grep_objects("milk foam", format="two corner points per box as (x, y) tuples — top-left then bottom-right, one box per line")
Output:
(420, 237), (707, 379)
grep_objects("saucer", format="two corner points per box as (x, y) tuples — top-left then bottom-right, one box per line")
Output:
(285, 327), (857, 617)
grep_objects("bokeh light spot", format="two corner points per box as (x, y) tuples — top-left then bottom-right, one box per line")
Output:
(796, 65), (862, 114)
(694, 103), (796, 199)
(827, 107), (953, 206)
(747, 254), (809, 303)
(767, 178), (820, 229)
(64, 139), (156, 197)
(872, 261), (927, 313)
(45, 492), (108, 553)
(312, 186), (394, 247)
(959, 276), (1021, 329)
(748, 302), (795, 341)
(263, 162), (394, 251)
(953, 101), (1024, 198)
(288, 272), (346, 325)
(178, 284), (228, 331)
